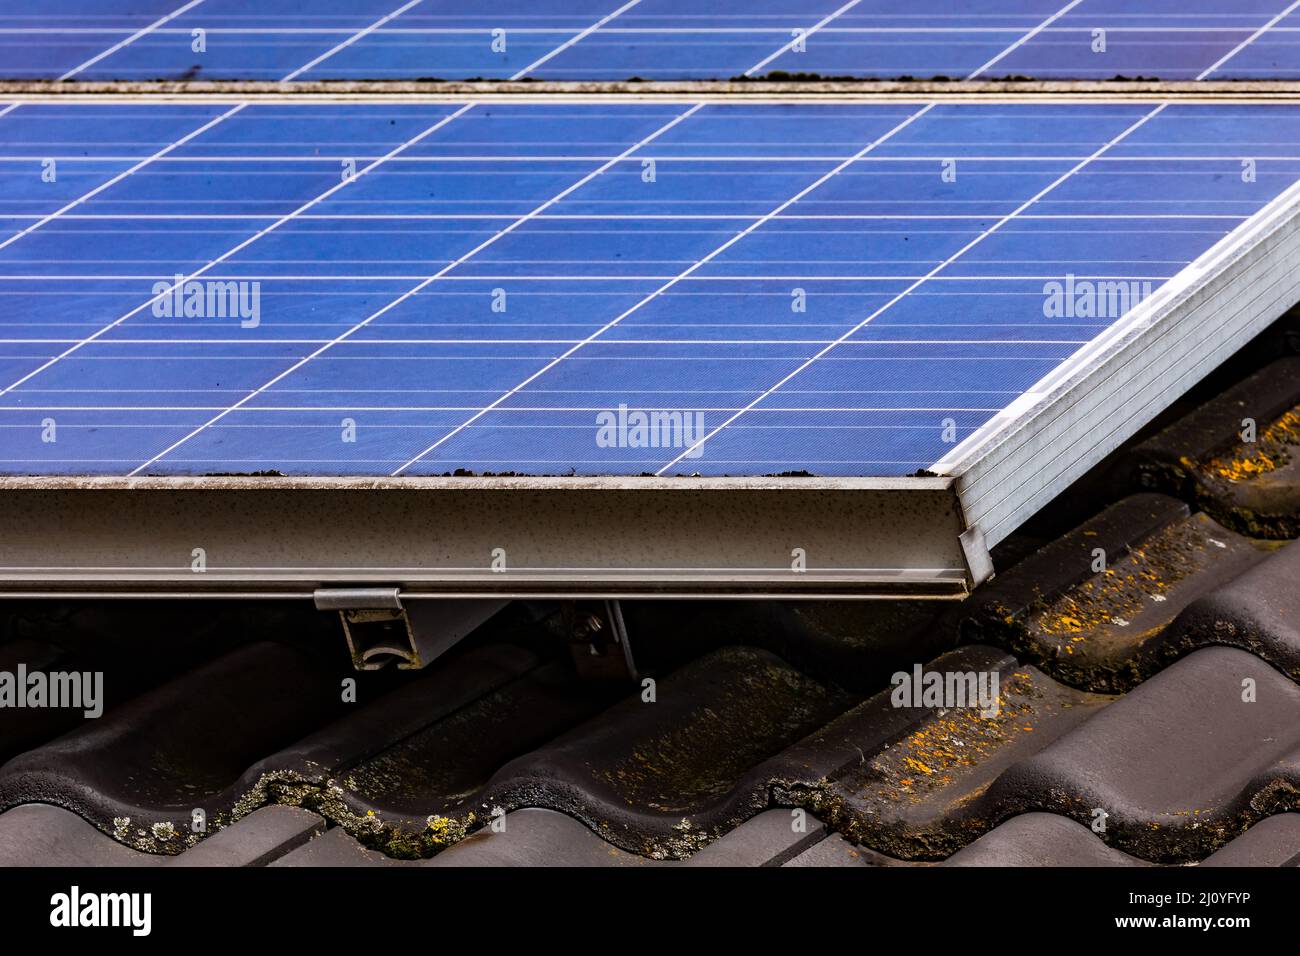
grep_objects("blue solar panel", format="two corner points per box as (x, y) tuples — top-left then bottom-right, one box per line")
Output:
(2, 99), (1298, 477)
(3, 0), (1299, 82)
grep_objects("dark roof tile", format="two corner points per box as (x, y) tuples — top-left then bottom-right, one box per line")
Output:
(943, 812), (1149, 867)
(1126, 357), (1300, 538)
(1200, 813), (1300, 866)
(780, 646), (1110, 860)
(270, 826), (420, 867)
(946, 497), (1277, 691)
(684, 809), (826, 867)
(299, 657), (625, 858)
(782, 833), (874, 867)
(324, 646), (854, 860)
(164, 806), (325, 867)
(428, 808), (661, 867)
(0, 803), (162, 867)
(1163, 539), (1300, 684)
(989, 646), (1300, 862)
(0, 641), (354, 853)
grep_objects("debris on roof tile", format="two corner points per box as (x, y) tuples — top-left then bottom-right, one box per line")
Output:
(1162, 540), (1300, 685)
(306, 646), (854, 860)
(773, 646), (1112, 860)
(988, 646), (1300, 863)
(1200, 813), (1300, 867)
(949, 808), (1298, 868)
(945, 496), (1288, 691)
(1126, 357), (1300, 538)
(946, 493), (1191, 644)
(274, 657), (626, 859)
(270, 827), (421, 868)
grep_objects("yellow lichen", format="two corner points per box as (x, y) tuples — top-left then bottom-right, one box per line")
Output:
(1203, 408), (1300, 482)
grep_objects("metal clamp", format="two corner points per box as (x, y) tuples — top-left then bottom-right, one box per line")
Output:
(314, 588), (506, 671)
(568, 599), (638, 681)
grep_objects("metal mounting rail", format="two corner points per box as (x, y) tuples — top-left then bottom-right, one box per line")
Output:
(7, 80), (1300, 102)
(0, 476), (983, 600)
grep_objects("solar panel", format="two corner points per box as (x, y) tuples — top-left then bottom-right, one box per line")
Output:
(2, 6), (1300, 601)
(4, 0), (1299, 82)
(2, 98), (1298, 482)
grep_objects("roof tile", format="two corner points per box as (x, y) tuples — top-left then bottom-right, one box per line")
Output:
(0, 804), (162, 867)
(989, 646), (1300, 862)
(1127, 357), (1300, 538)
(428, 809), (661, 867)
(164, 806), (325, 868)
(943, 812), (1149, 867)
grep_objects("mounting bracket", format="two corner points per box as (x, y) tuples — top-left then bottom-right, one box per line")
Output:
(313, 588), (506, 671)
(567, 599), (638, 681)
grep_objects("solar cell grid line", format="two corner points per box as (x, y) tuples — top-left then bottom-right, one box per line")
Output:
(485, 0), (1300, 82)
(279, 0), (426, 83)
(1195, 0), (1300, 79)
(0, 0), (668, 279)
(931, 165), (1300, 517)
(0, 0), (404, 81)
(969, 224), (1300, 553)
(508, 0), (645, 80)
(0, 2), (183, 81)
(946, 0), (1082, 81)
(925, 120), (1300, 553)
(978, 0), (1300, 82)
(298, 0), (875, 83)
(741, 0), (867, 78)
(55, 0), (206, 82)
(375, 102), (1298, 481)
(810, 0), (1300, 82)
(2, 0), (652, 82)
(390, 104), (1144, 476)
